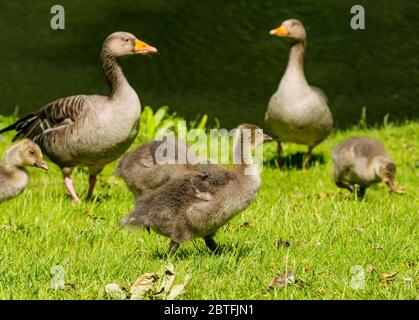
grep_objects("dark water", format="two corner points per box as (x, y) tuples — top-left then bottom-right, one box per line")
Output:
(0, 0), (417, 129)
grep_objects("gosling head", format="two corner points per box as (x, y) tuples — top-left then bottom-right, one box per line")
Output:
(375, 158), (397, 191)
(5, 139), (48, 171)
(269, 19), (307, 43)
(236, 124), (272, 151)
(103, 32), (158, 57)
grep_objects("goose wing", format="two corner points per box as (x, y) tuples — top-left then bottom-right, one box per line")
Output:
(187, 169), (235, 201)
(310, 86), (329, 104)
(0, 95), (88, 142)
(148, 168), (235, 210)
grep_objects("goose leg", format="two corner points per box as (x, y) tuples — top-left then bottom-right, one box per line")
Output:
(277, 141), (284, 168)
(63, 176), (80, 203)
(336, 181), (355, 193)
(87, 168), (103, 201)
(86, 175), (97, 201)
(303, 144), (317, 169)
(357, 186), (366, 198)
(204, 235), (218, 252)
(168, 240), (180, 255)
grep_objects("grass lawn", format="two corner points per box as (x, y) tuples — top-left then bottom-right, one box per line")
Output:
(0, 120), (417, 300)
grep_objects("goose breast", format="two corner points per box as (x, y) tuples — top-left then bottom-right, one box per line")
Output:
(266, 86), (333, 145)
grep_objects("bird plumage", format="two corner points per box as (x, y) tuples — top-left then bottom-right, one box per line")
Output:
(0, 139), (47, 203)
(332, 137), (400, 197)
(120, 124), (272, 254)
(0, 32), (157, 201)
(265, 19), (333, 168)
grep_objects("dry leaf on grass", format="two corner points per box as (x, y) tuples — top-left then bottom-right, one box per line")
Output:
(317, 192), (331, 200)
(104, 283), (127, 300)
(268, 270), (304, 289)
(365, 265), (375, 276)
(129, 264), (192, 300)
(156, 264), (176, 298)
(240, 221), (257, 228)
(130, 273), (160, 300)
(380, 271), (398, 283)
(166, 273), (192, 300)
(275, 239), (292, 249)
(393, 186), (406, 194)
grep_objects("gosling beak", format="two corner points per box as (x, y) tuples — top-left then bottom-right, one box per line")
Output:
(385, 179), (397, 192)
(263, 134), (273, 142)
(269, 26), (288, 37)
(134, 39), (158, 55)
(34, 161), (48, 171)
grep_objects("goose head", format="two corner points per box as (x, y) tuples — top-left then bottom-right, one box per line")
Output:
(103, 32), (158, 57)
(5, 139), (48, 170)
(374, 158), (397, 191)
(236, 124), (272, 151)
(270, 19), (306, 43)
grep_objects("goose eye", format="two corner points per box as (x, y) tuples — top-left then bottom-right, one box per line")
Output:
(29, 150), (35, 155)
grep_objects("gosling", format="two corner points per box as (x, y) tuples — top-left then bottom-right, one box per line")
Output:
(0, 139), (48, 203)
(116, 139), (201, 198)
(120, 124), (272, 254)
(332, 137), (402, 197)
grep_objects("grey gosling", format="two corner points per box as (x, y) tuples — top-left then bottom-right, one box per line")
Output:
(116, 138), (204, 198)
(0, 139), (48, 203)
(0, 32), (157, 202)
(332, 137), (403, 197)
(120, 124), (272, 255)
(265, 19), (333, 169)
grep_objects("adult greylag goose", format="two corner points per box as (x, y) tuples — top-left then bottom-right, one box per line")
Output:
(120, 124), (272, 255)
(0, 32), (157, 202)
(332, 137), (403, 197)
(265, 19), (333, 168)
(116, 138), (203, 198)
(0, 139), (48, 203)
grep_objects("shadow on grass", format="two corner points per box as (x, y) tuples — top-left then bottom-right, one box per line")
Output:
(150, 241), (252, 260)
(91, 193), (113, 204)
(264, 152), (326, 170)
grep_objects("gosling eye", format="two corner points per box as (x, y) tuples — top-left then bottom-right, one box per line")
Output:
(29, 150), (35, 156)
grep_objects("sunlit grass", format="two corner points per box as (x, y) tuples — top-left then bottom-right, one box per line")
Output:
(0, 120), (417, 300)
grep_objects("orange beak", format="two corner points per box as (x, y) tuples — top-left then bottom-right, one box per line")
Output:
(134, 39), (158, 55)
(269, 26), (288, 37)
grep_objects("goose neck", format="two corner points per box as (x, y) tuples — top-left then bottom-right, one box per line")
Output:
(5, 146), (20, 168)
(100, 50), (132, 99)
(232, 134), (255, 171)
(284, 41), (306, 76)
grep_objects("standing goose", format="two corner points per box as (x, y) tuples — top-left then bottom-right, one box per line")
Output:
(121, 124), (272, 255)
(0, 32), (157, 202)
(265, 19), (333, 168)
(0, 139), (48, 203)
(332, 137), (403, 197)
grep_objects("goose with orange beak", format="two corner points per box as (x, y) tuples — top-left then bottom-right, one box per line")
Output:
(265, 19), (333, 169)
(0, 32), (158, 202)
